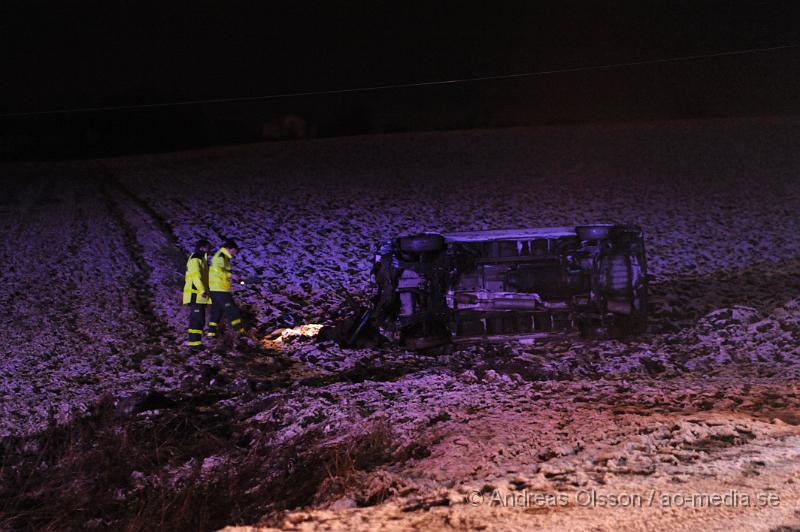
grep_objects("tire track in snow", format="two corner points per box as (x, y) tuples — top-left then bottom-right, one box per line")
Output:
(0, 167), (167, 435)
(99, 167), (191, 345)
(98, 179), (173, 343)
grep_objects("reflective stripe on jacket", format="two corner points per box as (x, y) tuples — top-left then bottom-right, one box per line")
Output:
(209, 247), (233, 292)
(183, 252), (210, 304)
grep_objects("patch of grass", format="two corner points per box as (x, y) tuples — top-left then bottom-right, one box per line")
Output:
(0, 395), (253, 531)
(0, 398), (422, 531)
(311, 418), (415, 509)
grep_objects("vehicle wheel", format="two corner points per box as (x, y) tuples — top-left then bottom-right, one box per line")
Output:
(399, 233), (445, 253)
(576, 225), (610, 241)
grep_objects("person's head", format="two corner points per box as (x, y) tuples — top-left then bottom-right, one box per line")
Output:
(223, 238), (239, 256)
(195, 238), (211, 253)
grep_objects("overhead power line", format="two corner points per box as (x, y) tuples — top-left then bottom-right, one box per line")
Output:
(2, 43), (797, 118)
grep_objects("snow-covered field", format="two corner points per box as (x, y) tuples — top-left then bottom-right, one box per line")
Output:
(2, 116), (800, 530)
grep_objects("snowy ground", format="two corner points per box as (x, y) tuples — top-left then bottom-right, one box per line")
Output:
(2, 116), (800, 530)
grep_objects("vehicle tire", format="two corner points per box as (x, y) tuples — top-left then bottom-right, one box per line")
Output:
(576, 225), (610, 241)
(399, 233), (445, 253)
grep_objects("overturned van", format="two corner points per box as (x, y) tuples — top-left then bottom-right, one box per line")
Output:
(346, 225), (648, 350)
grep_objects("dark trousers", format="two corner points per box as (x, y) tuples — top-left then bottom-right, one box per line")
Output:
(207, 291), (243, 337)
(187, 300), (207, 347)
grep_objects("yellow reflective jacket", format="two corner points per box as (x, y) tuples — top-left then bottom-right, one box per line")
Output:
(209, 247), (233, 292)
(183, 252), (210, 304)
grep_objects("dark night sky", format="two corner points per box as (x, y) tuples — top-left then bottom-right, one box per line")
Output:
(2, 1), (800, 157)
(3, 0), (797, 112)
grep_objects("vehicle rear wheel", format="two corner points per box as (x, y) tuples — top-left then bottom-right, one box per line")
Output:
(399, 233), (445, 253)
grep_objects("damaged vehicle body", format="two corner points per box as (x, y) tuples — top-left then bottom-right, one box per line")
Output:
(341, 225), (648, 349)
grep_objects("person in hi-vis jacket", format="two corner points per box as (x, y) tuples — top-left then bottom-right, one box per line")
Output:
(206, 238), (245, 338)
(183, 238), (211, 350)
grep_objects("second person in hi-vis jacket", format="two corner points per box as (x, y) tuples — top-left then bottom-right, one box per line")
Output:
(207, 238), (245, 338)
